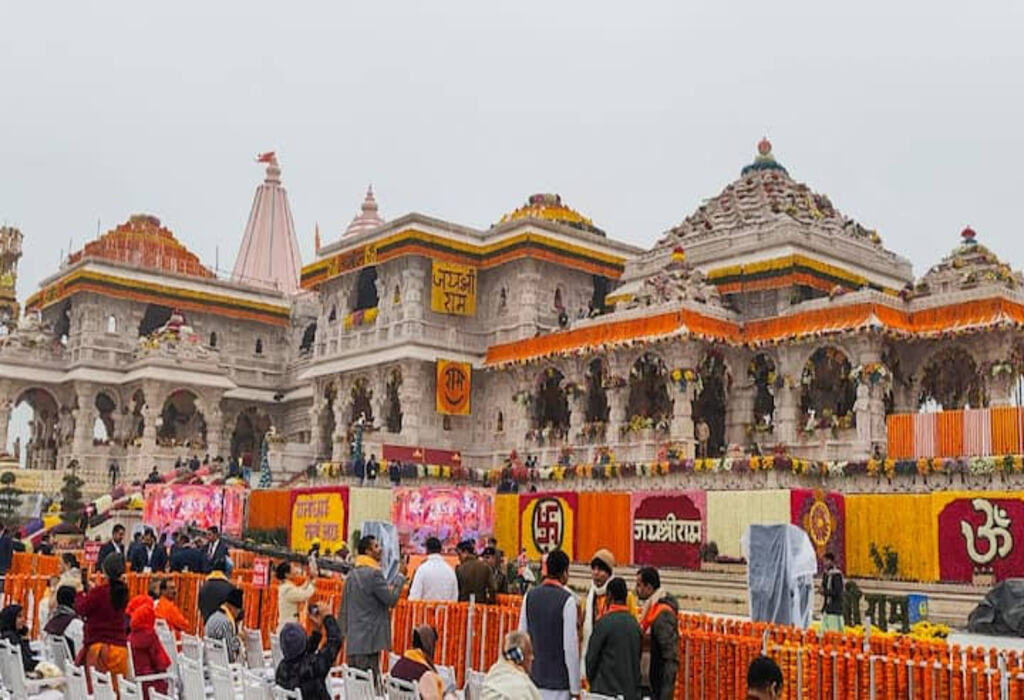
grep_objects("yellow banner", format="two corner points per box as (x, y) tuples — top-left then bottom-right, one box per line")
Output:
(290, 489), (348, 554)
(436, 360), (472, 415)
(520, 494), (576, 561)
(430, 260), (477, 316)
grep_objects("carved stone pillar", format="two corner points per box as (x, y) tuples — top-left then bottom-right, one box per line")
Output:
(331, 392), (348, 463)
(568, 389), (585, 443)
(671, 384), (696, 456)
(606, 387), (628, 443)
(868, 384), (887, 451)
(398, 364), (423, 444)
(205, 406), (223, 458)
(72, 384), (95, 455)
(0, 398), (11, 457)
(309, 402), (324, 458)
(774, 384), (799, 446)
(724, 383), (753, 448)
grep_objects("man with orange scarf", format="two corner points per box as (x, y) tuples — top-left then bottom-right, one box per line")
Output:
(635, 567), (679, 700)
(584, 577), (642, 700)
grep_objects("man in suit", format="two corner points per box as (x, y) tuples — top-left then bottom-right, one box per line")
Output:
(204, 526), (230, 573)
(97, 523), (126, 566)
(169, 533), (206, 573)
(130, 529), (167, 573)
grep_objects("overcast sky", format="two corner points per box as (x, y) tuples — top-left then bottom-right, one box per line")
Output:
(2, 2), (1023, 299)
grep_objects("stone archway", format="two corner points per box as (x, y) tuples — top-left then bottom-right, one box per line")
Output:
(157, 389), (206, 450)
(626, 353), (672, 425)
(350, 377), (374, 426)
(93, 392), (117, 444)
(383, 369), (403, 433)
(533, 367), (570, 438)
(918, 346), (985, 410)
(11, 387), (59, 470)
(749, 353), (777, 430)
(800, 346), (856, 423)
(693, 349), (728, 456)
(584, 358), (609, 424)
(230, 407), (271, 465)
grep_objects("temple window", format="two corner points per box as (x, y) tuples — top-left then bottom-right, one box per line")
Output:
(255, 338), (263, 355)
(532, 367), (570, 438)
(496, 411), (504, 432)
(106, 315), (117, 334)
(591, 275), (610, 315)
(498, 287), (508, 315)
(393, 285), (401, 305)
(138, 304), (172, 337)
(626, 353), (672, 427)
(93, 392), (116, 443)
(584, 359), (609, 423)
(442, 415), (452, 431)
(328, 305), (337, 323)
(354, 267), (379, 311)
(209, 331), (217, 348)
(553, 287), (564, 311)
(918, 346), (985, 409)
(800, 346), (856, 426)
(299, 323), (317, 355)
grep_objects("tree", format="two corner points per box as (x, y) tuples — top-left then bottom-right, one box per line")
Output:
(60, 469), (86, 528)
(257, 436), (272, 489)
(0, 471), (22, 524)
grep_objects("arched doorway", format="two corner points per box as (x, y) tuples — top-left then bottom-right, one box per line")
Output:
(532, 368), (570, 439)
(11, 388), (59, 470)
(158, 390), (206, 450)
(383, 369), (402, 433)
(918, 346), (985, 409)
(693, 350), (728, 456)
(626, 353), (672, 428)
(350, 378), (374, 426)
(749, 353), (776, 430)
(354, 267), (379, 311)
(584, 359), (610, 424)
(93, 392), (117, 444)
(800, 346), (856, 428)
(231, 407), (271, 466)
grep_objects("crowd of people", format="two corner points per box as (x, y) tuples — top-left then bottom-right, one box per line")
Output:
(11, 520), (796, 699)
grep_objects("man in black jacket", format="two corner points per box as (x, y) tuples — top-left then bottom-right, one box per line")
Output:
(97, 523), (126, 567)
(203, 526), (229, 573)
(198, 558), (234, 622)
(169, 533), (206, 573)
(276, 608), (343, 700)
(636, 566), (679, 700)
(821, 551), (845, 631)
(585, 577), (642, 700)
(130, 529), (168, 573)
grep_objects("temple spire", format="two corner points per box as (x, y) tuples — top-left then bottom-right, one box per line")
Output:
(232, 152), (303, 294)
(343, 185), (386, 237)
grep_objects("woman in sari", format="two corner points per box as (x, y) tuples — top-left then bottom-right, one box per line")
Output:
(75, 553), (130, 690)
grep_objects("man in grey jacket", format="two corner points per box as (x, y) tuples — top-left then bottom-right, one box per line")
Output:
(342, 534), (406, 685)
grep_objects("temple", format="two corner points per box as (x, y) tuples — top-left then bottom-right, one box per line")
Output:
(3, 141), (1023, 496)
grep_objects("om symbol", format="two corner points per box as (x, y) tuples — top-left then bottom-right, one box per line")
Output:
(960, 499), (1013, 565)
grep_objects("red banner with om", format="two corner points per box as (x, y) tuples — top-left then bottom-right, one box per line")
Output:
(938, 498), (1024, 583)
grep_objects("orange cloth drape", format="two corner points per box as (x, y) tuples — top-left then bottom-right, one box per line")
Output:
(247, 489), (292, 531)
(991, 406), (1023, 455)
(576, 492), (632, 567)
(887, 414), (915, 458)
(937, 410), (963, 457)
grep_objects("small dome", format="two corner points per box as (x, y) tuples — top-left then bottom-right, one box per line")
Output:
(496, 193), (604, 235)
(68, 214), (213, 278)
(916, 226), (1020, 293)
(741, 137), (789, 176)
(343, 186), (386, 237)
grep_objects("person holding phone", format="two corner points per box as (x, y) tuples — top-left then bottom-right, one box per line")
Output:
(276, 559), (317, 632)
(276, 606), (343, 700)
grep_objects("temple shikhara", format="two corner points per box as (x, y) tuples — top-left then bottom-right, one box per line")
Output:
(6, 140), (1024, 588)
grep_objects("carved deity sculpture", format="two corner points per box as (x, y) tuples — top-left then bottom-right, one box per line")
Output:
(854, 382), (871, 445)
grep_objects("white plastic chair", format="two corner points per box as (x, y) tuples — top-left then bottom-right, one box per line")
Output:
(385, 675), (418, 700)
(242, 668), (274, 700)
(437, 664), (457, 693)
(91, 670), (117, 700)
(204, 636), (233, 668)
(269, 634), (283, 669)
(117, 677), (142, 700)
(65, 664), (91, 699)
(464, 669), (485, 700)
(155, 624), (182, 687)
(127, 640), (177, 697)
(582, 693), (623, 700)
(1, 640), (62, 700)
(149, 692), (174, 700)
(181, 633), (203, 664)
(344, 665), (376, 700)
(179, 654), (207, 700)
(43, 634), (71, 672)
(271, 686), (302, 700)
(243, 628), (270, 672)
(209, 662), (239, 698)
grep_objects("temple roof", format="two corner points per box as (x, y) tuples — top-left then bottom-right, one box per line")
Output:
(496, 193), (605, 236)
(343, 186), (386, 238)
(232, 152), (303, 294)
(658, 139), (884, 250)
(916, 226), (1021, 294)
(67, 215), (213, 279)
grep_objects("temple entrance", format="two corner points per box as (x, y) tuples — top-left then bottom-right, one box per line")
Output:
(231, 407), (271, 465)
(918, 346), (985, 409)
(627, 353), (672, 428)
(749, 353), (776, 430)
(92, 392), (117, 444)
(157, 390), (206, 450)
(383, 369), (403, 433)
(10, 388), (59, 470)
(800, 346), (856, 427)
(693, 350), (728, 456)
(350, 378), (374, 426)
(318, 384), (337, 459)
(584, 359), (609, 423)
(354, 267), (379, 311)
(532, 368), (570, 438)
